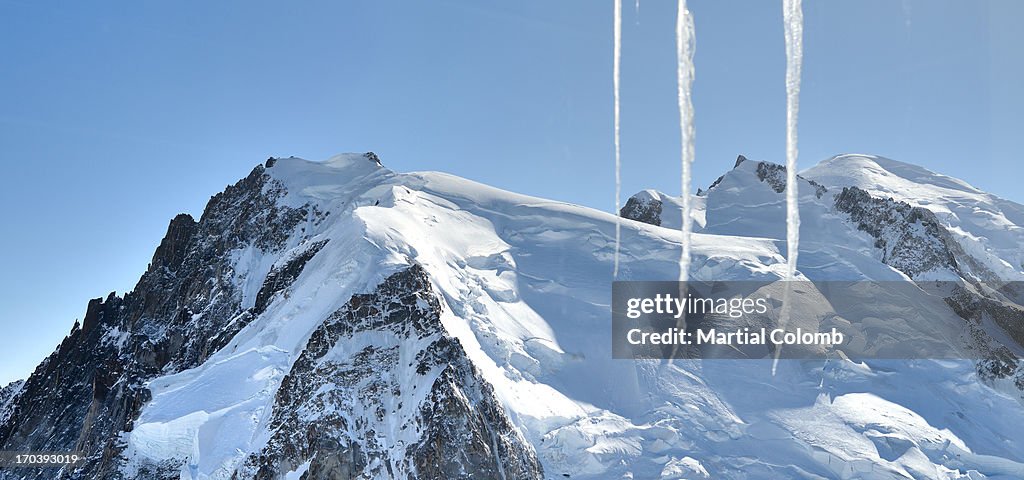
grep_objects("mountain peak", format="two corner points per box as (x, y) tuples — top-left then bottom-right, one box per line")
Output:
(804, 153), (982, 196)
(325, 151), (384, 168)
(264, 152), (385, 173)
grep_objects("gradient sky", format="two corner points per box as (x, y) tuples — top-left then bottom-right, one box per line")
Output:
(1, 0), (1021, 385)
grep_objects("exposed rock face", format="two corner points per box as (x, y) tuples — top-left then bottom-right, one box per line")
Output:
(620, 194), (663, 226)
(753, 160), (827, 198)
(0, 380), (23, 426)
(0, 165), (318, 479)
(833, 186), (958, 278)
(239, 265), (544, 480)
(755, 161), (788, 194)
(829, 186), (1024, 384)
(944, 285), (1024, 388)
(363, 151), (383, 167)
(702, 155), (826, 199)
(253, 239), (329, 315)
(151, 214), (197, 272)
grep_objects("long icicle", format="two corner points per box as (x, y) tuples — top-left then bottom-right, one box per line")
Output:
(783, 0), (802, 282)
(666, 0), (696, 363)
(613, 0), (623, 277)
(773, 0), (803, 375)
(677, 0), (695, 284)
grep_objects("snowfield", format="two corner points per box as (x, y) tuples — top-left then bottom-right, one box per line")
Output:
(79, 153), (1024, 478)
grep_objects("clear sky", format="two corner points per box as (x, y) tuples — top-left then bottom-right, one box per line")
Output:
(1, 0), (1020, 385)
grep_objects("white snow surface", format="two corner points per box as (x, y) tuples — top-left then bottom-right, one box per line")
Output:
(122, 153), (1024, 479)
(803, 154), (1024, 284)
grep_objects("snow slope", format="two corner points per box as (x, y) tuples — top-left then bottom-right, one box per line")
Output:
(105, 153), (1024, 479)
(803, 154), (1024, 285)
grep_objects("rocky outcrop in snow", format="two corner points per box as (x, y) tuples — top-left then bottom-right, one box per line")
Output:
(833, 186), (958, 278)
(619, 191), (663, 226)
(240, 265), (543, 480)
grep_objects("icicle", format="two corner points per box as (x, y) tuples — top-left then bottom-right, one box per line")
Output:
(783, 0), (802, 283)
(665, 0), (696, 363)
(676, 0), (695, 284)
(613, 0), (623, 277)
(774, 0), (803, 376)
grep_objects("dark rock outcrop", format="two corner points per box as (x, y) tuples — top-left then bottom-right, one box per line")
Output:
(833, 186), (958, 278)
(364, 151), (382, 166)
(755, 162), (787, 193)
(240, 265), (544, 480)
(754, 161), (827, 198)
(253, 239), (329, 315)
(702, 155), (826, 199)
(620, 194), (663, 226)
(150, 214), (197, 272)
(944, 285), (1024, 388)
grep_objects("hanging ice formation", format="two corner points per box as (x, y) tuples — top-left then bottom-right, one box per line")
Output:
(613, 0), (623, 277)
(676, 0), (695, 284)
(774, 0), (804, 375)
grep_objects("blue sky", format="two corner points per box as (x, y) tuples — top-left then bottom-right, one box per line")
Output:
(0, 0), (1020, 385)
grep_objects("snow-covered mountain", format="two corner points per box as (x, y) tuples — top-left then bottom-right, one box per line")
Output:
(2, 152), (1024, 479)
